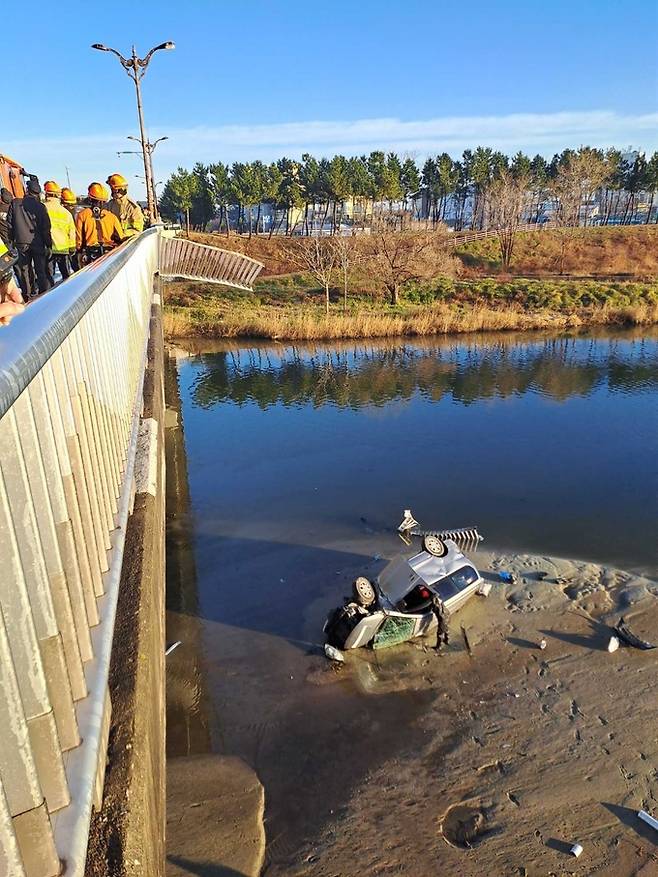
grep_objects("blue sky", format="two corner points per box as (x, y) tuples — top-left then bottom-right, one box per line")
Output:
(8, 0), (658, 198)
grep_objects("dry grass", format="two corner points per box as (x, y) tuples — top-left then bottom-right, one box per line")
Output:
(458, 225), (658, 278)
(186, 225), (658, 280)
(163, 301), (658, 341)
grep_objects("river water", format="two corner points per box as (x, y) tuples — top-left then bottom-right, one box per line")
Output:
(165, 329), (658, 869)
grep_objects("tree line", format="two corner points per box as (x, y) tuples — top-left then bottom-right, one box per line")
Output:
(159, 146), (658, 236)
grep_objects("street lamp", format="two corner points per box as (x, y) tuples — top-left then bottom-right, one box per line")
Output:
(135, 175), (163, 192)
(121, 136), (169, 207)
(91, 41), (174, 220)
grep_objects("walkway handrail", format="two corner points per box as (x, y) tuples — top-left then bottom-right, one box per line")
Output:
(0, 228), (159, 420)
(0, 226), (262, 876)
(0, 229), (159, 876)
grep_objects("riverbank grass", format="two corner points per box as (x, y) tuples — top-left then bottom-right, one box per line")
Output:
(163, 276), (658, 340)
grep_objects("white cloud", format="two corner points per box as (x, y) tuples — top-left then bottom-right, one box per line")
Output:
(5, 110), (657, 200)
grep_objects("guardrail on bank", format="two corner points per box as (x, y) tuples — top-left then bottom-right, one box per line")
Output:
(0, 230), (160, 877)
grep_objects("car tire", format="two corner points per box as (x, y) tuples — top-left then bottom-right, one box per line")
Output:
(423, 535), (447, 557)
(353, 576), (376, 607)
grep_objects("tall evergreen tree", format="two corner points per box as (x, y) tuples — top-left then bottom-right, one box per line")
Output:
(326, 155), (351, 232)
(400, 157), (421, 218)
(276, 158), (303, 234)
(190, 163), (215, 230)
(208, 162), (231, 234)
(645, 152), (658, 223)
(299, 153), (321, 234)
(436, 153), (459, 222)
(162, 167), (198, 236)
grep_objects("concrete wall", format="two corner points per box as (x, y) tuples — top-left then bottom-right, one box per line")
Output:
(85, 288), (166, 876)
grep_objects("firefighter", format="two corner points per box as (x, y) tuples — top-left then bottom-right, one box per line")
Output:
(61, 187), (84, 221)
(106, 173), (144, 237)
(61, 188), (83, 270)
(76, 183), (126, 264)
(43, 181), (76, 282)
(7, 179), (52, 298)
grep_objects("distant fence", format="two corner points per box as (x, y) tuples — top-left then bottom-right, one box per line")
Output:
(448, 222), (553, 246)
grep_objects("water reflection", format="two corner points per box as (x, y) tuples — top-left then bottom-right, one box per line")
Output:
(165, 354), (212, 757)
(186, 333), (658, 410)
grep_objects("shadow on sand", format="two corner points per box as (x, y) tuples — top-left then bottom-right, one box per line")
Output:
(167, 856), (249, 876)
(602, 802), (658, 847)
(540, 617), (611, 652)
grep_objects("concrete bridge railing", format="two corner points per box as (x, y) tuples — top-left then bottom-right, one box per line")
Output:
(0, 229), (261, 876)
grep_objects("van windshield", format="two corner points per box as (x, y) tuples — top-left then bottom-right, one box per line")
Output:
(433, 566), (479, 600)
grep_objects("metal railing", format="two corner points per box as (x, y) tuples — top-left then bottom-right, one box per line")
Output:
(0, 229), (159, 876)
(159, 235), (264, 290)
(448, 222), (554, 246)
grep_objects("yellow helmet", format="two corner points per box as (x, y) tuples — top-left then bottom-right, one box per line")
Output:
(106, 173), (128, 190)
(88, 182), (109, 201)
(44, 180), (61, 195)
(61, 187), (76, 205)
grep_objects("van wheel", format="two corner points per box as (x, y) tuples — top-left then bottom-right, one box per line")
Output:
(353, 576), (376, 607)
(423, 535), (447, 557)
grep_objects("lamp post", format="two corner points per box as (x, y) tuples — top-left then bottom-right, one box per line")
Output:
(118, 136), (168, 209)
(91, 41), (174, 221)
(135, 175), (163, 197)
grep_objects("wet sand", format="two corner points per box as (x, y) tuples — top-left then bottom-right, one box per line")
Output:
(166, 542), (658, 877)
(272, 549), (658, 877)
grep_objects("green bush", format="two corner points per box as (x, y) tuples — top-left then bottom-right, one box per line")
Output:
(399, 277), (658, 311)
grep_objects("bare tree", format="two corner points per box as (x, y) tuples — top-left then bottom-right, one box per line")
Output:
(548, 151), (608, 273)
(290, 238), (337, 314)
(488, 169), (531, 271)
(331, 235), (359, 311)
(366, 226), (455, 305)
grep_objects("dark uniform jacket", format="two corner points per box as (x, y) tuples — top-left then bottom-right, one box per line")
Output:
(7, 195), (52, 249)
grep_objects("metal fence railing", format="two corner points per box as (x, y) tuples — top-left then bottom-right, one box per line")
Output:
(158, 235), (264, 290)
(448, 222), (554, 246)
(0, 228), (159, 876)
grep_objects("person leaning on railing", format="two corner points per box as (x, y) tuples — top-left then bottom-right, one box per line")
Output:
(0, 241), (24, 326)
(75, 183), (127, 265)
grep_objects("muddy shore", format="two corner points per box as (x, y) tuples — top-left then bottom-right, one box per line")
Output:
(167, 544), (658, 877)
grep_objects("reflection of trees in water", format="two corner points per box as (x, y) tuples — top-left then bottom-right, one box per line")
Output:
(165, 355), (212, 756)
(190, 336), (658, 410)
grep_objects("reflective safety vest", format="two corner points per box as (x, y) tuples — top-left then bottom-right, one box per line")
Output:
(45, 197), (76, 254)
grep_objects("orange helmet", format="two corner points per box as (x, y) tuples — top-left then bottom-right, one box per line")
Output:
(106, 173), (128, 190)
(61, 187), (76, 205)
(44, 180), (61, 195)
(88, 182), (109, 201)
